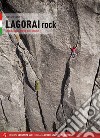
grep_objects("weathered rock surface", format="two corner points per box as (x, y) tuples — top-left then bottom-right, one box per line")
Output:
(0, 20), (26, 131)
(0, 0), (100, 132)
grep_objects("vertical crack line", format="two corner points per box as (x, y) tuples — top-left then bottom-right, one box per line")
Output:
(70, 0), (81, 45)
(16, 48), (47, 131)
(36, 92), (47, 130)
(16, 48), (35, 131)
(0, 99), (8, 123)
(24, 95), (30, 132)
(56, 57), (70, 122)
(25, 112), (30, 132)
(52, 122), (57, 132)
(91, 59), (100, 94)
(20, 35), (30, 53)
(16, 48), (35, 92)
(87, 59), (100, 126)
(60, 59), (70, 105)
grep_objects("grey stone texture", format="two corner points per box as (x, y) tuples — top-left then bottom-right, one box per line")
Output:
(0, 0), (100, 132)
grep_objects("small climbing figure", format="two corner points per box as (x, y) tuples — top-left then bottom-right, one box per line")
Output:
(35, 80), (40, 93)
(70, 45), (77, 58)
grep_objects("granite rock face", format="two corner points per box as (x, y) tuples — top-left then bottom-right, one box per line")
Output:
(0, 0), (100, 131)
(0, 23), (26, 131)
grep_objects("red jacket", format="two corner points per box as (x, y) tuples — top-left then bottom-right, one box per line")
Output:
(71, 47), (77, 52)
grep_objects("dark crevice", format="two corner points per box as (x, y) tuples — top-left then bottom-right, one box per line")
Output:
(66, 0), (81, 47)
(70, 0), (81, 45)
(36, 92), (47, 130)
(52, 122), (57, 132)
(16, 48), (35, 92)
(25, 112), (30, 132)
(95, 82), (100, 89)
(24, 95), (30, 132)
(40, 0), (55, 3)
(2, 0), (20, 13)
(56, 57), (70, 122)
(91, 59), (100, 94)
(56, 2), (81, 122)
(87, 59), (100, 126)
(56, 104), (61, 122)
(16, 47), (47, 131)
(16, 48), (35, 131)
(20, 35), (30, 53)
(49, 0), (55, 2)
(60, 58), (70, 105)
(0, 99), (8, 123)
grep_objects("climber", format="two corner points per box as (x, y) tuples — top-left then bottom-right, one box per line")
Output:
(70, 45), (77, 58)
(35, 80), (40, 93)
